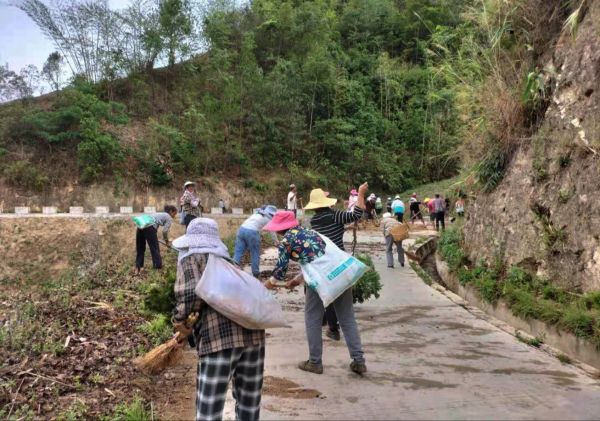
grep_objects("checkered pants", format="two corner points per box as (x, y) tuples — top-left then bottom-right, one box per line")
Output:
(196, 344), (265, 421)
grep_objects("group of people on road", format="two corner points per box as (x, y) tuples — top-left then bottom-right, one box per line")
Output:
(132, 180), (467, 420)
(166, 182), (373, 420)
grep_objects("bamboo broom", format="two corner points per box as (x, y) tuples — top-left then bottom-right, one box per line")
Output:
(134, 312), (198, 374)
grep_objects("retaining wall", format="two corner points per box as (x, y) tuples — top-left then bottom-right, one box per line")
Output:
(434, 253), (600, 370)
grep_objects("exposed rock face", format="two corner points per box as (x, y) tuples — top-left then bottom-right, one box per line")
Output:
(464, 0), (600, 292)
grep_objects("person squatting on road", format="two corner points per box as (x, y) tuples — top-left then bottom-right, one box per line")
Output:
(180, 181), (202, 227)
(135, 205), (177, 274)
(233, 205), (278, 277)
(304, 184), (367, 341)
(382, 212), (405, 268)
(264, 211), (367, 376)
(172, 218), (265, 421)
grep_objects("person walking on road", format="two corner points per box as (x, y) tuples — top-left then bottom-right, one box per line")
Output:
(391, 195), (405, 222)
(382, 212), (405, 268)
(287, 184), (298, 216)
(264, 211), (367, 376)
(172, 218), (266, 421)
(233, 205), (278, 277)
(135, 205), (177, 274)
(180, 181), (201, 227)
(304, 184), (367, 342)
(432, 194), (446, 231)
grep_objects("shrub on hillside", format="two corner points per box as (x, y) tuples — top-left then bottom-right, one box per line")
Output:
(353, 255), (382, 304)
(3, 160), (49, 191)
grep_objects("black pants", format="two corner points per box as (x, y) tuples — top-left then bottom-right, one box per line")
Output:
(323, 305), (339, 332)
(395, 212), (404, 222)
(136, 226), (162, 269)
(435, 211), (445, 231)
(184, 213), (197, 228)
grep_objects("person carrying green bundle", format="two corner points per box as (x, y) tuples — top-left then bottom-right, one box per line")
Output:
(132, 205), (178, 274)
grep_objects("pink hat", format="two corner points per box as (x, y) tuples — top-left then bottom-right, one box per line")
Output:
(263, 211), (299, 232)
(350, 189), (358, 196)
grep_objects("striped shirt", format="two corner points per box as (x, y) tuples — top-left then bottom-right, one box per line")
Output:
(173, 253), (265, 356)
(309, 206), (364, 250)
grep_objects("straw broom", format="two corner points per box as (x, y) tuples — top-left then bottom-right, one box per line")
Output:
(134, 312), (198, 374)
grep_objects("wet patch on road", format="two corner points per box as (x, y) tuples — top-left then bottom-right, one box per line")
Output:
(490, 368), (579, 387)
(368, 372), (458, 390)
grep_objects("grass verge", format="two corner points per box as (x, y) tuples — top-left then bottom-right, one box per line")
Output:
(438, 226), (600, 349)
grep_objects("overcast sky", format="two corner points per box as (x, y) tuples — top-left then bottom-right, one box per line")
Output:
(0, 0), (132, 73)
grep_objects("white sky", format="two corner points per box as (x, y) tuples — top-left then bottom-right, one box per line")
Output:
(0, 0), (132, 73)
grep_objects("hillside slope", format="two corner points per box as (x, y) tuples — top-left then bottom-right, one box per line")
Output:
(464, 0), (600, 292)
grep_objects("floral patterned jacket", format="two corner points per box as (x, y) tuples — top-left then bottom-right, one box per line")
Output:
(271, 225), (326, 281)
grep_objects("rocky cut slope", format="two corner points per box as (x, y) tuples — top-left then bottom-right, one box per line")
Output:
(464, 0), (600, 292)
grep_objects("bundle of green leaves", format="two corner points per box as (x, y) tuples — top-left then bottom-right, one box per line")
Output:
(353, 255), (382, 304)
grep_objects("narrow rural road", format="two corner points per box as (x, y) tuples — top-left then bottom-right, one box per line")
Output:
(159, 231), (600, 420)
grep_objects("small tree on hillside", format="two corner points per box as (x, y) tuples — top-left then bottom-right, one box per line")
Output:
(42, 52), (64, 91)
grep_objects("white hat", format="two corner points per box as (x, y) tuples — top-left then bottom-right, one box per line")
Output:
(183, 181), (195, 188)
(383, 212), (392, 218)
(173, 218), (227, 252)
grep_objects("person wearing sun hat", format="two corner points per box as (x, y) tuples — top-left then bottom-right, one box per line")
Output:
(381, 212), (405, 268)
(180, 181), (201, 227)
(233, 205), (278, 277)
(172, 218), (266, 421)
(307, 186), (367, 340)
(302, 183), (367, 375)
(264, 211), (365, 376)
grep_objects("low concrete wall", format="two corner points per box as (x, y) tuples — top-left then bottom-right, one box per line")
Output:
(435, 253), (600, 370)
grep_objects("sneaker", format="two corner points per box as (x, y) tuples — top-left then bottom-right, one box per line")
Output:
(326, 329), (341, 341)
(387, 265), (394, 268)
(298, 360), (323, 374)
(350, 360), (367, 376)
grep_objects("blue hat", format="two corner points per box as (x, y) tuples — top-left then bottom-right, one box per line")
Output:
(258, 205), (278, 218)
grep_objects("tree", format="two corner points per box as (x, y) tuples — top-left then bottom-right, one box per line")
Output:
(0, 64), (35, 101)
(42, 52), (64, 91)
(158, 0), (193, 67)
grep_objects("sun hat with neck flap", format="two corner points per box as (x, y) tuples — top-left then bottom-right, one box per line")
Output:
(263, 211), (299, 232)
(172, 218), (229, 259)
(304, 188), (337, 210)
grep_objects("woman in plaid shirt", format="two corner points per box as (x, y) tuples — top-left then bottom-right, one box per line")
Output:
(172, 218), (265, 421)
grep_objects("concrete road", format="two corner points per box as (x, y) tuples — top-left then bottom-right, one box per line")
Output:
(220, 237), (600, 420)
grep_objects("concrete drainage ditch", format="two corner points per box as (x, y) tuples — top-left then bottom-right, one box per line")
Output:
(410, 237), (600, 372)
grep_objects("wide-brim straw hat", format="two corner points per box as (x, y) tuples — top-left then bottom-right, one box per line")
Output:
(183, 181), (195, 188)
(263, 211), (299, 232)
(172, 218), (226, 250)
(304, 188), (337, 210)
(394, 195), (401, 199)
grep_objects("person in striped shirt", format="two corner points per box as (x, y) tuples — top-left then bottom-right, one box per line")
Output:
(301, 182), (368, 375)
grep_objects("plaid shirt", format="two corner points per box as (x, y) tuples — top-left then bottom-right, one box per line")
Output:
(181, 190), (201, 217)
(173, 253), (265, 356)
